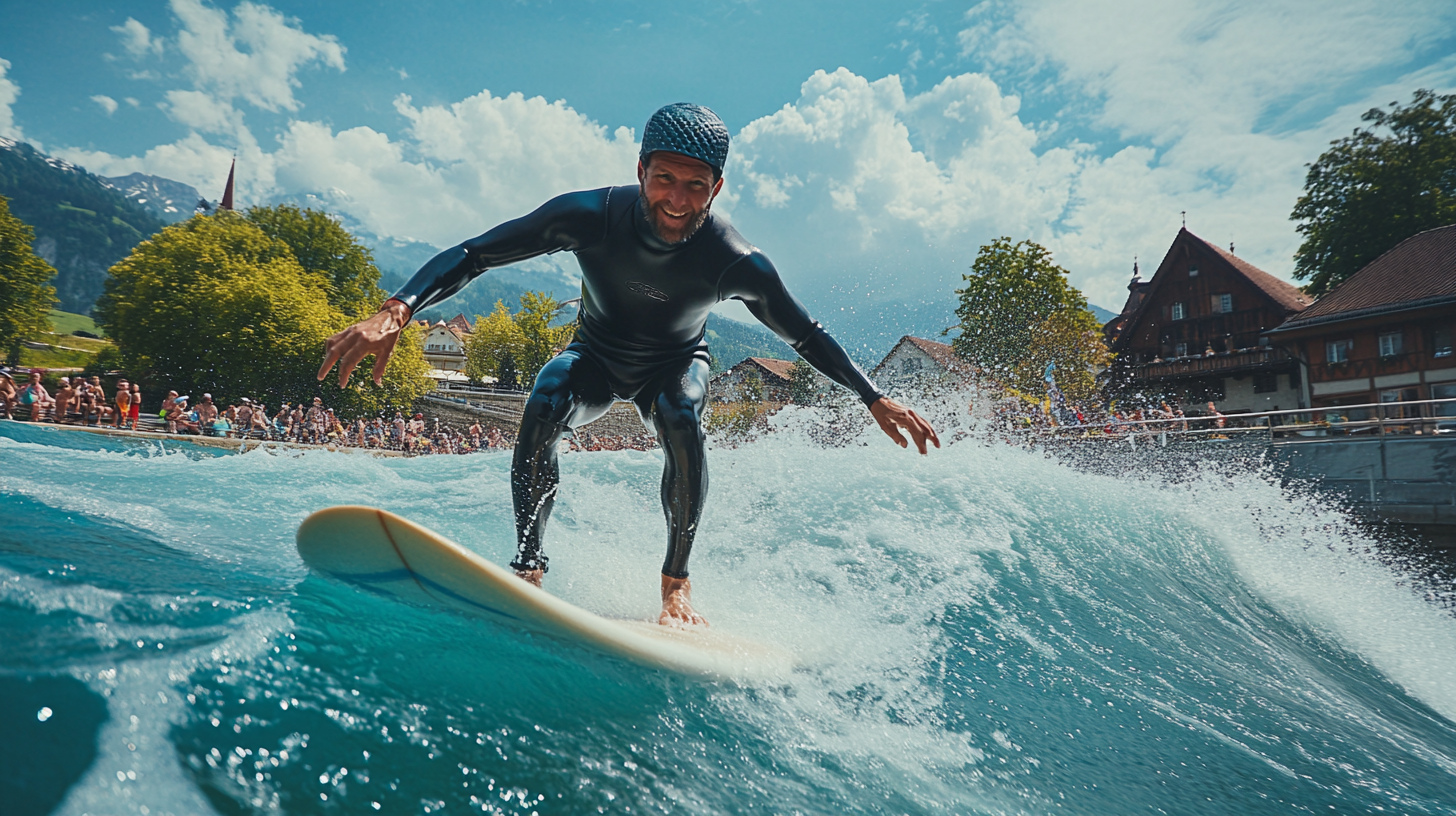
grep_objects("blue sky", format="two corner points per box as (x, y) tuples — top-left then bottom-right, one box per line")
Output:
(3, 0), (1455, 323)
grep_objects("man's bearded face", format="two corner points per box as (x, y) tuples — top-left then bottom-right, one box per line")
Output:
(637, 152), (722, 245)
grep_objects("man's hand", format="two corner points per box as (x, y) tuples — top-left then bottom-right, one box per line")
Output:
(317, 299), (412, 387)
(660, 575), (708, 626)
(869, 397), (940, 454)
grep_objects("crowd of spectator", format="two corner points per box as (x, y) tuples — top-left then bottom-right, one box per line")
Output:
(1, 367), (675, 456)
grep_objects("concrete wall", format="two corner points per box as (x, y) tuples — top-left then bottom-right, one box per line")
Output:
(1218, 370), (1304, 413)
(1273, 435), (1456, 528)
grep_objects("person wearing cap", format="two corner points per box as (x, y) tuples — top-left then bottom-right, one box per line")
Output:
(317, 102), (939, 626)
(53, 377), (77, 423)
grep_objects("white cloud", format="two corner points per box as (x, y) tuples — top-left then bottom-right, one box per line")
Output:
(0, 58), (21, 139)
(111, 17), (164, 58)
(268, 90), (639, 246)
(170, 0), (344, 113)
(955, 0), (1456, 309)
(37, 0), (1456, 333)
(725, 68), (1082, 305)
(91, 94), (119, 116)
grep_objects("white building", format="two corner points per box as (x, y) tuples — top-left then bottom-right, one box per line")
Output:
(871, 336), (971, 391)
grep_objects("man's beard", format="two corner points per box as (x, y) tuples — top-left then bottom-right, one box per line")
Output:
(639, 190), (711, 246)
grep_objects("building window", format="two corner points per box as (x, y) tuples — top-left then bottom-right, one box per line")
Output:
(1380, 386), (1419, 419)
(1210, 293), (1232, 313)
(1174, 342), (1188, 357)
(1171, 302), (1186, 320)
(1378, 331), (1403, 358)
(1326, 339), (1352, 364)
(1188, 266), (1199, 278)
(1254, 374), (1279, 393)
(1434, 326), (1452, 358)
(1433, 383), (1456, 417)
(900, 356), (922, 374)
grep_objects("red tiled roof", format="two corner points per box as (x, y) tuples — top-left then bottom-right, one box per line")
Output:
(1274, 223), (1456, 330)
(747, 357), (795, 382)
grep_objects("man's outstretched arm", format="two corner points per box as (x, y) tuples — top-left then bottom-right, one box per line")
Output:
(317, 188), (612, 387)
(722, 253), (940, 454)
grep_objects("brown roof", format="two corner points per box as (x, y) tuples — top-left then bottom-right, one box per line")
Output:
(746, 357), (795, 382)
(1273, 223), (1456, 331)
(445, 313), (473, 333)
(901, 336), (963, 371)
(1202, 238), (1312, 312)
(1112, 228), (1310, 352)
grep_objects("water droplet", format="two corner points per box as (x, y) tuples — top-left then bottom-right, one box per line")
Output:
(36, 707), (53, 722)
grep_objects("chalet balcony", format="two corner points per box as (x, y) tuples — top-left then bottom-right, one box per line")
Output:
(1130, 346), (1294, 382)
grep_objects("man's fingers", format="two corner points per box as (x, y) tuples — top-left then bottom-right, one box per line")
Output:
(335, 344), (372, 388)
(316, 337), (343, 382)
(879, 415), (909, 448)
(370, 349), (390, 386)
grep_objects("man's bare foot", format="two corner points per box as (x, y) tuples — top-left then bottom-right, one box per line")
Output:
(515, 569), (543, 588)
(659, 575), (708, 626)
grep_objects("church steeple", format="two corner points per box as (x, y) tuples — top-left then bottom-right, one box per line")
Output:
(219, 157), (236, 211)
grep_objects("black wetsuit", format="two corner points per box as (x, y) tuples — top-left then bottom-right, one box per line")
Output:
(390, 185), (882, 577)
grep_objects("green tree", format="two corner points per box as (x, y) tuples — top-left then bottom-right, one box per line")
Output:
(244, 204), (387, 319)
(465, 301), (527, 386)
(515, 291), (575, 377)
(952, 237), (1101, 388)
(464, 292), (575, 389)
(1291, 89), (1456, 296)
(1014, 310), (1110, 404)
(0, 195), (59, 363)
(96, 213), (431, 415)
(789, 358), (820, 404)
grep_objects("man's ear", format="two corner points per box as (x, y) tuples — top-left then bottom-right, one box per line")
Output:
(637, 158), (646, 185)
(710, 175), (724, 200)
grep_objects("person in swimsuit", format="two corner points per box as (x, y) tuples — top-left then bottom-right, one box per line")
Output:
(112, 378), (131, 428)
(318, 103), (939, 625)
(127, 383), (142, 430)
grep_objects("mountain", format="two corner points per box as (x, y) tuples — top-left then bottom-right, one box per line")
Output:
(104, 173), (204, 224)
(1090, 303), (1118, 324)
(704, 312), (789, 372)
(0, 138), (167, 314)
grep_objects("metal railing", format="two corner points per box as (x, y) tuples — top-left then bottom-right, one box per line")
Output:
(1041, 397), (1456, 445)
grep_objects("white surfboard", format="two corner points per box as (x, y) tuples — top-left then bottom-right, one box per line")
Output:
(295, 506), (793, 681)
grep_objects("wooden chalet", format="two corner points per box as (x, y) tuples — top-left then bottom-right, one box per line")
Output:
(1266, 224), (1456, 417)
(1104, 228), (1312, 413)
(710, 357), (796, 403)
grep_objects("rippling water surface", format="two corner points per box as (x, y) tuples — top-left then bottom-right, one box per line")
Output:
(2, 412), (1455, 815)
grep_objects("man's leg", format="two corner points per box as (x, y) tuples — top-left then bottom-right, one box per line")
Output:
(510, 348), (614, 580)
(638, 357), (711, 624)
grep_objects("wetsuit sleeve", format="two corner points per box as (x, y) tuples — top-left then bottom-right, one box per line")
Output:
(387, 188), (611, 314)
(720, 253), (884, 406)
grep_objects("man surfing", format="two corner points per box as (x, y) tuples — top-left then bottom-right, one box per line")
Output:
(317, 103), (939, 626)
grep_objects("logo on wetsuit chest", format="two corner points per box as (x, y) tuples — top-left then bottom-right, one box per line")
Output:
(626, 281), (670, 302)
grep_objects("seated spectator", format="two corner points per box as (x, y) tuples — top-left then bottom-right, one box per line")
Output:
(19, 370), (53, 421)
(53, 377), (77, 423)
(0, 367), (16, 419)
(196, 394), (219, 434)
(85, 376), (109, 426)
(169, 397), (199, 434)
